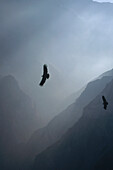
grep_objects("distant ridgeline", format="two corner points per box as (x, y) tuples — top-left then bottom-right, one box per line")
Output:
(0, 75), (38, 170)
(0, 68), (113, 170)
(33, 76), (113, 170)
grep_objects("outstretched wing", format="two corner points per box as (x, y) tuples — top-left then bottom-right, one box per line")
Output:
(102, 96), (106, 102)
(39, 76), (46, 86)
(43, 65), (48, 75)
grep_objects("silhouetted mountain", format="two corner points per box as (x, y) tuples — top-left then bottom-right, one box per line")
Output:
(27, 74), (113, 161)
(99, 68), (113, 79)
(60, 86), (86, 112)
(94, 146), (113, 170)
(0, 75), (38, 170)
(61, 68), (113, 113)
(33, 77), (113, 170)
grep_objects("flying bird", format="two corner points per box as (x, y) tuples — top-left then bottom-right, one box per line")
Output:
(39, 64), (50, 86)
(102, 96), (108, 110)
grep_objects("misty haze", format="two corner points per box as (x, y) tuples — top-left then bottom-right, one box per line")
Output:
(1, 0), (113, 169)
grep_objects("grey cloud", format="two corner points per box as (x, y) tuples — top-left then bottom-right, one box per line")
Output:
(1, 0), (113, 125)
(0, 0), (64, 64)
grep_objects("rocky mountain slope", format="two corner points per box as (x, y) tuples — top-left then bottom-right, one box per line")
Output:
(28, 74), (113, 159)
(33, 77), (113, 170)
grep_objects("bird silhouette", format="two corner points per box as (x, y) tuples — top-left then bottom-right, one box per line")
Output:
(102, 96), (108, 110)
(39, 64), (50, 86)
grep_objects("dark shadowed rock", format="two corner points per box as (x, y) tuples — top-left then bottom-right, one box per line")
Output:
(33, 78), (113, 170)
(94, 146), (113, 170)
(27, 75), (113, 161)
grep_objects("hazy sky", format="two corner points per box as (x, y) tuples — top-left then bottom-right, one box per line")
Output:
(93, 0), (113, 2)
(1, 0), (113, 124)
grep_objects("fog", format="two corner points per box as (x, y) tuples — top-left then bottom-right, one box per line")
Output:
(93, 0), (113, 3)
(1, 0), (113, 126)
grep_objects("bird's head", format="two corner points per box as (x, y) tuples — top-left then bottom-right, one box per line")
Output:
(44, 64), (47, 67)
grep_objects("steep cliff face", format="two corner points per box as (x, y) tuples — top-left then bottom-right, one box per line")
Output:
(28, 75), (113, 160)
(33, 78), (113, 170)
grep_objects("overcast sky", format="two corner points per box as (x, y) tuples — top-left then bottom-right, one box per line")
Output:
(1, 0), (113, 125)
(93, 0), (113, 2)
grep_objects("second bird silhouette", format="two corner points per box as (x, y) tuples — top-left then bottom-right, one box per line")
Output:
(102, 96), (108, 110)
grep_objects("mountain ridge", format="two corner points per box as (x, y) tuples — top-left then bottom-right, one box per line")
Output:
(33, 75), (113, 170)
(0, 75), (38, 170)
(27, 71), (113, 161)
